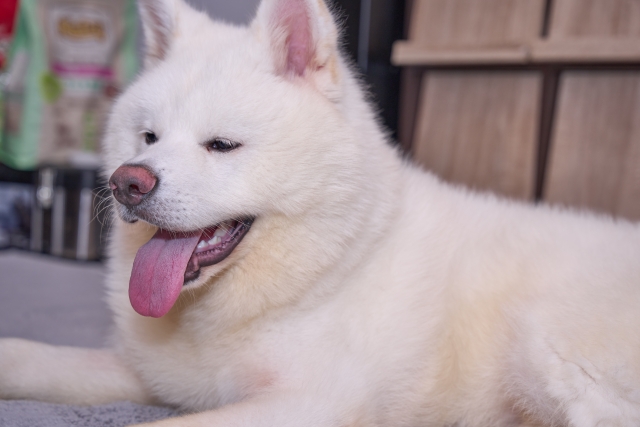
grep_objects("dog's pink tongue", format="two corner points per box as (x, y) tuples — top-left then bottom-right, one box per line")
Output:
(129, 229), (203, 318)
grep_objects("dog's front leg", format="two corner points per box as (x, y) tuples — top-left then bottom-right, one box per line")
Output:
(0, 338), (153, 405)
(134, 394), (355, 427)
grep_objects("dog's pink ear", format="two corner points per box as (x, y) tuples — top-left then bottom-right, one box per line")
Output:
(273, 0), (314, 76)
(254, 0), (342, 95)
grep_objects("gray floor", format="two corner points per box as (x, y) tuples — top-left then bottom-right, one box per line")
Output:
(0, 252), (184, 424)
(0, 250), (111, 348)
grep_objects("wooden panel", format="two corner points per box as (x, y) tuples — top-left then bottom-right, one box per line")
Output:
(550, 0), (640, 38)
(545, 72), (640, 219)
(532, 39), (640, 62)
(392, 42), (529, 66)
(413, 72), (541, 200)
(409, 0), (546, 48)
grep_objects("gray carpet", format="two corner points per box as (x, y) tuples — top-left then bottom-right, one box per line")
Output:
(0, 250), (111, 348)
(0, 250), (179, 425)
(0, 401), (179, 427)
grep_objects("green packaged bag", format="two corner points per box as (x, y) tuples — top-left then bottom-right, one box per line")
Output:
(1, 0), (138, 170)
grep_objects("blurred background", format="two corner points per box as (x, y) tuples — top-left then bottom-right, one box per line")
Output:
(1, 0), (640, 347)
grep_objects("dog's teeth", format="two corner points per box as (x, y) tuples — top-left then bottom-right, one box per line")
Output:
(214, 227), (227, 238)
(197, 240), (207, 249)
(208, 236), (222, 246)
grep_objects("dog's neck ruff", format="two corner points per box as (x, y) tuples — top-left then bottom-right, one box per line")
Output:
(129, 219), (253, 318)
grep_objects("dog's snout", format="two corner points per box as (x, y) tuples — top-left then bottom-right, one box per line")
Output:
(109, 165), (158, 207)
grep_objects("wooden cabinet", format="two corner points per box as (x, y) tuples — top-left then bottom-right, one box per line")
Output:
(394, 0), (640, 220)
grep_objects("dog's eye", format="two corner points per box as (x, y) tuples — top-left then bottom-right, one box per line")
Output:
(206, 138), (240, 153)
(144, 132), (158, 145)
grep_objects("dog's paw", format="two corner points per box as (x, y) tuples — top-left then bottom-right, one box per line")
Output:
(0, 338), (33, 400)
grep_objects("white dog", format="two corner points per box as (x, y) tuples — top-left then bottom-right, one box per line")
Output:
(1, 0), (639, 425)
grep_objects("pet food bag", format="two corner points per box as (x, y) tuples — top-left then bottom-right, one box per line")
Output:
(0, 0), (19, 69)
(0, 0), (138, 170)
(0, 0), (20, 144)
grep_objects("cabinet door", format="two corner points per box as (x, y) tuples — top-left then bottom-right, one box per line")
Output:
(413, 71), (541, 200)
(545, 72), (640, 220)
(409, 0), (545, 47)
(549, 0), (640, 38)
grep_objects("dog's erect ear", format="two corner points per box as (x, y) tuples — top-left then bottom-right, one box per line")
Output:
(138, 0), (177, 67)
(138, 0), (198, 68)
(253, 0), (342, 98)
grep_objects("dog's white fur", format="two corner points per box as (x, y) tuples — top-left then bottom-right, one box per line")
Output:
(1, 0), (640, 425)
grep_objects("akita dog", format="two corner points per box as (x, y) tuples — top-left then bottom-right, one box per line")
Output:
(1, 0), (639, 425)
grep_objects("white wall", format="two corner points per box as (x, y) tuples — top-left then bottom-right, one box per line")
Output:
(186, 0), (262, 24)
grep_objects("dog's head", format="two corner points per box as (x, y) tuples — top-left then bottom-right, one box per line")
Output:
(104, 0), (375, 318)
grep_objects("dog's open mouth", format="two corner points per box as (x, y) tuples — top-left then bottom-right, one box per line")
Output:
(129, 218), (254, 318)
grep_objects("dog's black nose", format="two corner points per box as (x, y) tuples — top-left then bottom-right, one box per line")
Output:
(109, 165), (158, 207)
